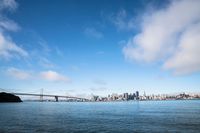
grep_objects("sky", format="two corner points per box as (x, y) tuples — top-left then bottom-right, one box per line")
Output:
(0, 0), (200, 98)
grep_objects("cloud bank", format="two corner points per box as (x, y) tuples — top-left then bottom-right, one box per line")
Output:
(6, 67), (71, 83)
(123, 0), (200, 75)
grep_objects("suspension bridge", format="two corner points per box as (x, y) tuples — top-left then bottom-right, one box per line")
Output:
(0, 88), (89, 102)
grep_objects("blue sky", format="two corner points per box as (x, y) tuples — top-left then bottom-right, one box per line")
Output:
(0, 0), (200, 97)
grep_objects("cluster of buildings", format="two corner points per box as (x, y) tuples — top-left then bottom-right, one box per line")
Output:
(91, 91), (200, 102)
(140, 92), (200, 100)
(91, 91), (140, 102)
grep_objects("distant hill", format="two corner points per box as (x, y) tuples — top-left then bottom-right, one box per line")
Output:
(0, 92), (22, 102)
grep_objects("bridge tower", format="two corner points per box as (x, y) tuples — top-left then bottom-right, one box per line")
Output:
(55, 96), (58, 102)
(40, 88), (43, 102)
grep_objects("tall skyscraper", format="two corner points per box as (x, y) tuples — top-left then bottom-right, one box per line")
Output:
(133, 93), (136, 100)
(136, 91), (139, 100)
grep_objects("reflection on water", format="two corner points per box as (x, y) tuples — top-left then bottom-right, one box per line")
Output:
(0, 100), (200, 133)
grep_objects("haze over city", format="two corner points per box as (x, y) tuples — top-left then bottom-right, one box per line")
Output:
(0, 0), (200, 98)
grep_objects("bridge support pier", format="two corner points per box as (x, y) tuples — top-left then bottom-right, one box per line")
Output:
(40, 88), (43, 102)
(40, 95), (43, 102)
(55, 96), (58, 102)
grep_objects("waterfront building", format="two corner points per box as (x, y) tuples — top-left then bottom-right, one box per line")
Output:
(133, 93), (136, 100)
(123, 93), (128, 100)
(111, 93), (118, 101)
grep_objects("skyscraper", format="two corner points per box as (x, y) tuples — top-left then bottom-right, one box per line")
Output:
(136, 91), (139, 100)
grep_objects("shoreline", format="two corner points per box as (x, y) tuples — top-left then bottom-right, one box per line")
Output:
(19, 98), (200, 103)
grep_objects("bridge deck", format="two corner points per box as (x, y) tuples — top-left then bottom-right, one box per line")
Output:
(12, 93), (88, 100)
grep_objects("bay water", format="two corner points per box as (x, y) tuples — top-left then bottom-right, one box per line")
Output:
(0, 100), (200, 133)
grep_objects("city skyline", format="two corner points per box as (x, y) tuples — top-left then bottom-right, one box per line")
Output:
(91, 90), (200, 102)
(0, 0), (200, 97)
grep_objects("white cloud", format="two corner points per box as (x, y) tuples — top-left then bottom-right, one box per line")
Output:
(38, 39), (51, 54)
(6, 68), (72, 82)
(0, 0), (18, 11)
(0, 33), (28, 59)
(163, 23), (200, 75)
(0, 0), (28, 59)
(38, 57), (55, 68)
(6, 67), (31, 80)
(0, 19), (19, 31)
(40, 70), (71, 82)
(123, 0), (200, 75)
(0, 0), (19, 31)
(84, 27), (103, 39)
(110, 9), (135, 31)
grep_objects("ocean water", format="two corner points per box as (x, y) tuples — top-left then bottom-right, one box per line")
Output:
(0, 100), (200, 133)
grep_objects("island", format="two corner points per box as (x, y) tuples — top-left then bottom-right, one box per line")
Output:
(0, 92), (22, 102)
